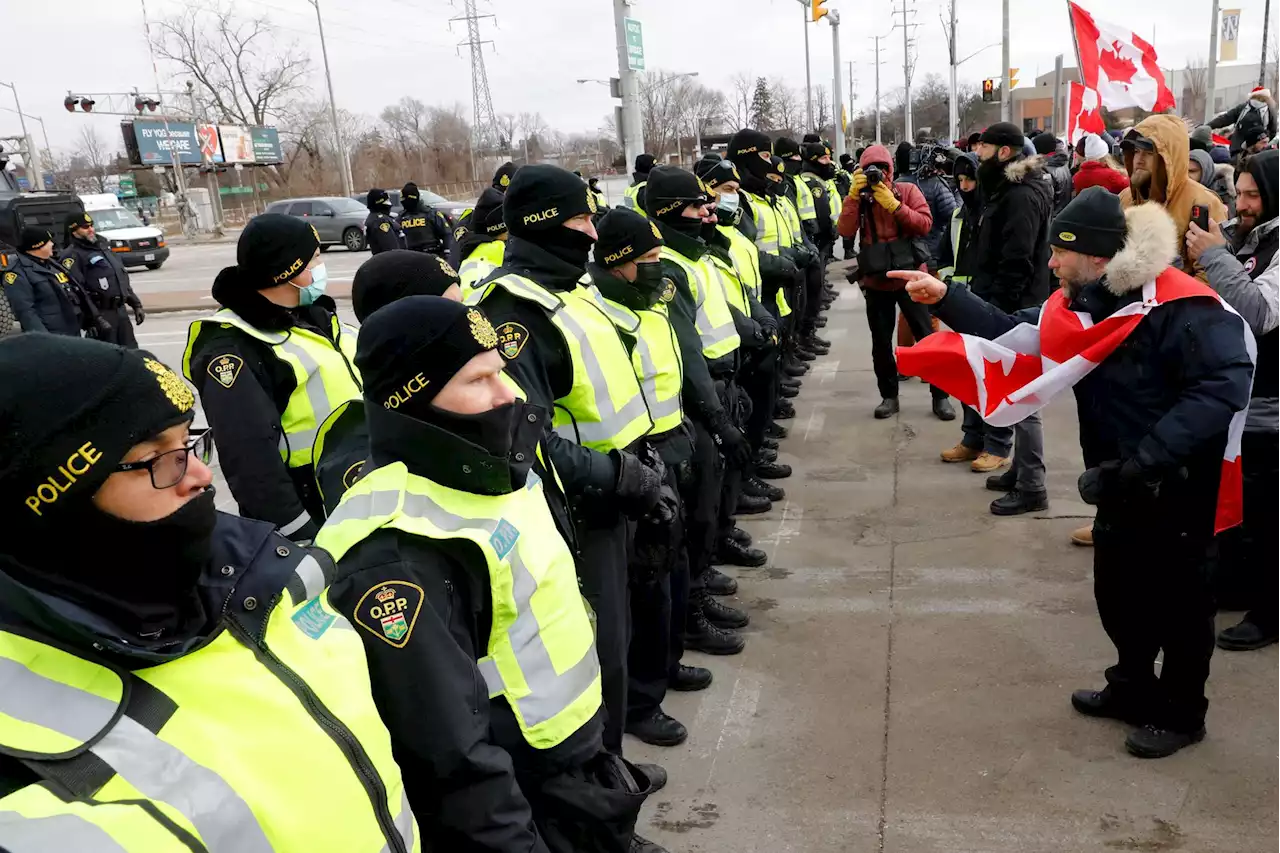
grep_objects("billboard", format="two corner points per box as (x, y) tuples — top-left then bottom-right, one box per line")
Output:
(131, 121), (202, 165)
(196, 124), (224, 163)
(219, 125), (255, 162)
(250, 127), (283, 164)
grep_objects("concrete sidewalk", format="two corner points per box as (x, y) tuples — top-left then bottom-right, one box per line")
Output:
(627, 279), (1277, 852)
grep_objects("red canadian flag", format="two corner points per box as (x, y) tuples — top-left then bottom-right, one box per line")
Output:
(897, 270), (1255, 533)
(1068, 2), (1177, 113)
(1066, 81), (1107, 144)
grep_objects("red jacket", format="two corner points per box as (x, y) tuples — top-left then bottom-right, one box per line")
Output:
(1072, 159), (1130, 195)
(837, 144), (932, 291)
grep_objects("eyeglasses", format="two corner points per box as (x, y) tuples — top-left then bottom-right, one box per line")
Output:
(114, 429), (214, 489)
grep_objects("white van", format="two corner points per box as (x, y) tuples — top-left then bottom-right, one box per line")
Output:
(79, 193), (169, 270)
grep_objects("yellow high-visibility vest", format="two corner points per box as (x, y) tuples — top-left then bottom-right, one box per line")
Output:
(460, 239), (506, 301)
(718, 224), (762, 306)
(790, 174), (817, 221)
(742, 191), (794, 318)
(660, 247), (741, 360)
(315, 462), (601, 750)
(623, 299), (684, 435)
(623, 182), (646, 214)
(938, 207), (971, 285)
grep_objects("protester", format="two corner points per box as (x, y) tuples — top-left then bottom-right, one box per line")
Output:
(1034, 132), (1073, 213)
(1073, 133), (1130, 195)
(1209, 86), (1277, 154)
(1189, 148), (1236, 217)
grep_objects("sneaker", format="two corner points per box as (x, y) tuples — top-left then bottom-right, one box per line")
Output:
(735, 494), (772, 515)
(1070, 687), (1145, 725)
(631, 833), (670, 853)
(756, 461), (792, 480)
(1216, 619), (1279, 651)
(625, 711), (688, 747)
(779, 384), (800, 398)
(940, 443), (981, 463)
(932, 397), (956, 421)
(990, 488), (1048, 516)
(970, 452), (1010, 473)
(685, 613), (746, 655)
(634, 762), (668, 792)
(715, 537), (766, 569)
(1125, 724), (1205, 759)
(761, 437), (780, 451)
(1070, 524), (1094, 546)
(874, 397), (900, 419)
(729, 526), (753, 546)
(744, 475), (785, 502)
(766, 421), (790, 439)
(985, 467), (1016, 492)
(670, 664), (713, 691)
(756, 447), (779, 464)
(703, 596), (750, 629)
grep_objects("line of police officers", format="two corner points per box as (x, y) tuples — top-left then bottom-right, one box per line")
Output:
(0, 129), (854, 852)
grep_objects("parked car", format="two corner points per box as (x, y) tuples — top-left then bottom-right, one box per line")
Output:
(263, 196), (369, 251)
(350, 189), (471, 226)
(80, 194), (169, 270)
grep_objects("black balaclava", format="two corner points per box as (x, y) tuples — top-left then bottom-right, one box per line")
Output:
(728, 129), (775, 195)
(802, 142), (835, 179)
(766, 155), (789, 197)
(774, 137), (803, 175)
(0, 335), (215, 639)
(593, 209), (667, 310)
(504, 164), (597, 269)
(401, 182), (423, 213)
(646, 166), (710, 240)
(367, 187), (392, 212)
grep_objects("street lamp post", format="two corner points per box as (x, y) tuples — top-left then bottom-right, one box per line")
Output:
(308, 0), (354, 198)
(0, 81), (42, 190)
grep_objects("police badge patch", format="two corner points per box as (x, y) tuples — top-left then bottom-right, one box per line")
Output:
(660, 277), (676, 303)
(353, 580), (424, 648)
(379, 222), (391, 233)
(469, 308), (499, 348)
(62, 257), (74, 270)
(586, 187), (598, 214)
(650, 221), (662, 240)
(3, 272), (15, 285)
(495, 321), (529, 360)
(208, 354), (244, 389)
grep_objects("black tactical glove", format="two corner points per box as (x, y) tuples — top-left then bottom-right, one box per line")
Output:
(93, 315), (113, 336)
(1077, 461), (1120, 506)
(649, 483), (679, 526)
(709, 411), (752, 468)
(1079, 458), (1162, 506)
(610, 449), (663, 519)
(129, 300), (146, 325)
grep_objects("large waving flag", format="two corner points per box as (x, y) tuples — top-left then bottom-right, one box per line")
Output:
(897, 269), (1254, 532)
(1068, 2), (1177, 113)
(1067, 81), (1107, 144)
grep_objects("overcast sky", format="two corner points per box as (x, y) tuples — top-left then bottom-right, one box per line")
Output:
(2, 0), (1276, 156)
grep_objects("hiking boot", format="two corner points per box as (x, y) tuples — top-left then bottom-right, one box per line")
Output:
(736, 494), (772, 515)
(990, 488), (1048, 516)
(756, 460), (792, 479)
(626, 711), (688, 747)
(1070, 687), (1145, 725)
(756, 447), (779, 464)
(970, 452), (1010, 473)
(1125, 725), (1206, 759)
(932, 397), (956, 421)
(766, 421), (790, 439)
(715, 537), (766, 569)
(986, 467), (1017, 492)
(1071, 524), (1094, 546)
(940, 443), (981, 463)
(670, 664), (713, 692)
(685, 613), (746, 655)
(634, 762), (668, 792)
(703, 596), (750, 629)
(729, 526), (753, 546)
(1216, 619), (1279, 651)
(874, 397), (900, 419)
(744, 475), (785, 502)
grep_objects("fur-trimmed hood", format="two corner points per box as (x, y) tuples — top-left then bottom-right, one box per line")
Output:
(1103, 202), (1178, 296)
(1004, 153), (1045, 184)
(1214, 163), (1237, 197)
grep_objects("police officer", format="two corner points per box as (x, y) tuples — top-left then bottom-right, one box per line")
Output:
(456, 186), (509, 299)
(399, 182), (456, 259)
(589, 208), (713, 749)
(354, 249), (463, 321)
(471, 164), (664, 757)
(0, 334), (417, 851)
(624, 153), (656, 213)
(365, 188), (406, 254)
(183, 214), (361, 544)
(308, 297), (661, 853)
(6, 227), (105, 338)
(589, 176), (608, 210)
(61, 211), (145, 347)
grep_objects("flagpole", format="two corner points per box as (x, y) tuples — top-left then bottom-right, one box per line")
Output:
(1206, 0), (1220, 124)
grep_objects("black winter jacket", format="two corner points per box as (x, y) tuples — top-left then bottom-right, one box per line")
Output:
(6, 253), (87, 335)
(59, 235), (141, 309)
(1043, 152), (1074, 214)
(897, 172), (957, 268)
(365, 210), (407, 254)
(936, 203), (1254, 542)
(400, 201), (456, 258)
(969, 154), (1055, 313)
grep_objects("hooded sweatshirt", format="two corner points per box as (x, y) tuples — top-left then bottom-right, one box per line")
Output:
(1209, 88), (1278, 154)
(835, 144), (932, 291)
(1119, 114), (1227, 276)
(1190, 148), (1238, 217)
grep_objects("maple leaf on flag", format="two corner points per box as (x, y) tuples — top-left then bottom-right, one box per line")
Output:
(981, 353), (1041, 417)
(1068, 2), (1176, 112)
(1099, 40), (1138, 84)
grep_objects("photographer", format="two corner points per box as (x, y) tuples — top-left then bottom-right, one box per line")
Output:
(837, 144), (954, 421)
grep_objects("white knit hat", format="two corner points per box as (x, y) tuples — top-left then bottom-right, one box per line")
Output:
(1081, 133), (1110, 159)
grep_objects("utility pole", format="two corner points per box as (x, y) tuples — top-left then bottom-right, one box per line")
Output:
(830, 10), (844, 161)
(1206, 0), (1220, 124)
(1001, 0), (1011, 122)
(893, 0), (918, 142)
(1263, 0), (1273, 87)
(869, 35), (885, 144)
(188, 81), (223, 233)
(613, 0), (643, 170)
(141, 0), (189, 228)
(848, 61), (856, 132)
(0, 82), (41, 190)
(803, 4), (814, 130)
(943, 0), (958, 143)
(309, 0), (353, 197)
(1051, 54), (1064, 135)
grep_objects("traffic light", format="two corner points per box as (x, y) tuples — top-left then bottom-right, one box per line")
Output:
(64, 95), (98, 113)
(1008, 68), (1020, 89)
(811, 0), (829, 22)
(134, 96), (160, 113)
(64, 96), (76, 112)
(982, 79), (995, 102)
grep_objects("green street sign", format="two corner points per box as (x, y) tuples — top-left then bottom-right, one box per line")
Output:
(624, 18), (644, 71)
(118, 176), (137, 199)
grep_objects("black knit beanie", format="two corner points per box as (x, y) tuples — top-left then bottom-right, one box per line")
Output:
(471, 187), (508, 236)
(352, 250), (462, 322)
(980, 122), (1024, 150)
(0, 336), (196, 530)
(232, 213), (320, 289)
(503, 165), (596, 238)
(773, 137), (801, 159)
(644, 166), (710, 221)
(1049, 187), (1127, 258)
(635, 153), (656, 175)
(367, 188), (392, 210)
(594, 208), (664, 268)
(19, 227), (52, 252)
(492, 162), (518, 191)
(695, 157), (740, 190)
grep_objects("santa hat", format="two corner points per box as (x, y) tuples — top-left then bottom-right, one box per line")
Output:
(1251, 87), (1272, 99)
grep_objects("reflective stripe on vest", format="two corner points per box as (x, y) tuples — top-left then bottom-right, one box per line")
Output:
(719, 225), (761, 305)
(744, 191), (779, 253)
(791, 174), (816, 220)
(182, 309), (362, 468)
(623, 182), (645, 214)
(483, 275), (653, 451)
(316, 464), (602, 749)
(460, 240), (506, 302)
(628, 304), (684, 435)
(943, 207), (970, 284)
(660, 248), (741, 360)
(825, 178), (842, 219)
(778, 195), (804, 243)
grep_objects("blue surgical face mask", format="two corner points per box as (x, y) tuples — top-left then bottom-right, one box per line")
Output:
(717, 192), (740, 213)
(294, 263), (328, 306)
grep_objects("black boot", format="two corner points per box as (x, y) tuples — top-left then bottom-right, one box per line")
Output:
(808, 333), (832, 348)
(756, 447), (779, 464)
(985, 467), (1017, 492)
(794, 347), (817, 362)
(744, 475), (785, 502)
(932, 396), (956, 421)
(780, 377), (802, 390)
(1125, 725), (1206, 759)
(625, 710), (688, 747)
(783, 359), (809, 377)
(685, 612), (746, 655)
(766, 421), (790, 439)
(670, 664), (713, 691)
(729, 526), (753, 546)
(779, 384), (800, 398)
(634, 762), (668, 792)
(761, 437), (780, 451)
(774, 400), (797, 420)
(989, 488), (1048, 516)
(802, 338), (831, 355)
(814, 316), (828, 327)
(756, 460), (792, 479)
(874, 397), (900, 419)
(703, 596), (750, 629)
(1070, 687), (1146, 725)
(736, 493), (772, 514)
(1216, 619), (1279, 651)
(631, 834), (671, 853)
(715, 535), (767, 568)
(705, 567), (741, 594)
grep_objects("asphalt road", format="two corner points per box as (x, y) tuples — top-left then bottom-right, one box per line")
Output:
(141, 275), (1277, 852)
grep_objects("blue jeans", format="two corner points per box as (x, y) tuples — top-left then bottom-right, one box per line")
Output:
(961, 404), (1013, 457)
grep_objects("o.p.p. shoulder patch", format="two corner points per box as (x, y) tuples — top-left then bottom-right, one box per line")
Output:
(207, 354), (244, 389)
(3, 272), (16, 285)
(660, 277), (676, 303)
(496, 321), (530, 360)
(379, 222), (391, 233)
(353, 580), (424, 648)
(62, 257), (75, 270)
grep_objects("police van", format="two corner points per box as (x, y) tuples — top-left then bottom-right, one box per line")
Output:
(79, 194), (169, 270)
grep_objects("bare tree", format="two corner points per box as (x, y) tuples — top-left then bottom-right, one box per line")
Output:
(495, 113), (519, 151)
(1182, 59), (1209, 122)
(71, 126), (112, 193)
(152, 3), (310, 127)
(813, 85), (832, 134)
(727, 72), (755, 130)
(518, 112), (548, 162)
(770, 78), (802, 136)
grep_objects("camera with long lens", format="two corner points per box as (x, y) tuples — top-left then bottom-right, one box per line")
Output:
(861, 165), (884, 193)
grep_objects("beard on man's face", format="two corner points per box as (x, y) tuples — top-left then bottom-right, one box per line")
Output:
(1130, 169), (1151, 190)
